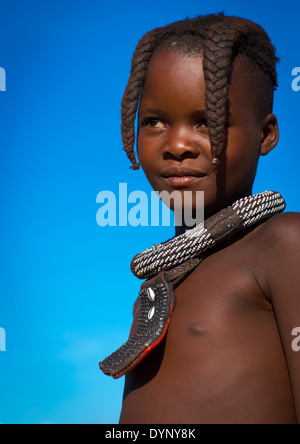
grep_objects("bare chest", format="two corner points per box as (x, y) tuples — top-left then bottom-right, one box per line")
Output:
(159, 249), (276, 369)
(120, 241), (296, 424)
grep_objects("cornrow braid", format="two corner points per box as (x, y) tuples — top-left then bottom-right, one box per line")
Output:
(121, 13), (279, 171)
(121, 30), (160, 170)
(121, 22), (183, 170)
(203, 17), (279, 168)
(203, 22), (243, 169)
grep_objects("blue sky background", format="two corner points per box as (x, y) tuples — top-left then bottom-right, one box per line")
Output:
(0, 0), (299, 424)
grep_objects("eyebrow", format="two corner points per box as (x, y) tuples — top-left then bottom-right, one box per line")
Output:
(139, 107), (167, 116)
(190, 109), (207, 118)
(139, 107), (208, 117)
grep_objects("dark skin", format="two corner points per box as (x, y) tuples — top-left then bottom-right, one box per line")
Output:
(119, 51), (300, 424)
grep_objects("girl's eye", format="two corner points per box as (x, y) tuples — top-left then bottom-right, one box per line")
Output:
(197, 119), (208, 129)
(145, 119), (166, 129)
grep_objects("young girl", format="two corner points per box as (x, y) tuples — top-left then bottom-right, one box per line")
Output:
(100, 12), (300, 424)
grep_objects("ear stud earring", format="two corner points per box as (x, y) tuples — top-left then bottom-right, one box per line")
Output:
(212, 157), (219, 171)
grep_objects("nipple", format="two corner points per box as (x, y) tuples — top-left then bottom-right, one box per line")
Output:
(188, 322), (206, 336)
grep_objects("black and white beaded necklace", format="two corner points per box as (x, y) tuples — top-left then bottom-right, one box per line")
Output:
(131, 190), (286, 279)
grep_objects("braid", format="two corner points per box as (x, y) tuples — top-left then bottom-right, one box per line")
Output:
(121, 30), (160, 170)
(203, 23), (242, 169)
(121, 13), (279, 171)
(121, 22), (183, 170)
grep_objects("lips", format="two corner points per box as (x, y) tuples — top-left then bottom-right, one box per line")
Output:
(161, 167), (207, 188)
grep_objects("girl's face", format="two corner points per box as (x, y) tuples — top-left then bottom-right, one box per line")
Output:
(137, 50), (273, 218)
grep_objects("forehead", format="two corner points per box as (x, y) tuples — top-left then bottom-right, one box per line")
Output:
(140, 50), (255, 121)
(141, 51), (206, 109)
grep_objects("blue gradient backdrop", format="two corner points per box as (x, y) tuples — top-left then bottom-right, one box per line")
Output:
(0, 0), (299, 424)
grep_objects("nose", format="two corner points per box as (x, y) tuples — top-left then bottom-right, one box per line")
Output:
(163, 126), (199, 161)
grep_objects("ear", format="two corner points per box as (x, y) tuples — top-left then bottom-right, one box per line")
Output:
(260, 113), (279, 156)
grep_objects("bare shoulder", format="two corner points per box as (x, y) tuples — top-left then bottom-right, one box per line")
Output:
(248, 212), (300, 302)
(264, 211), (300, 232)
(257, 213), (300, 422)
(255, 211), (300, 251)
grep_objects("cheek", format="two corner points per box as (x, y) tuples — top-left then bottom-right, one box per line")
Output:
(137, 144), (150, 174)
(137, 137), (158, 184)
(137, 131), (148, 160)
(225, 127), (261, 182)
(136, 134), (147, 166)
(137, 134), (159, 170)
(227, 125), (261, 164)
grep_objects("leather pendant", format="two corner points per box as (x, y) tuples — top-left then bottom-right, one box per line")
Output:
(99, 272), (175, 379)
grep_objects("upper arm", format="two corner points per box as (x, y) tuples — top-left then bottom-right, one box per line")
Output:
(264, 212), (300, 421)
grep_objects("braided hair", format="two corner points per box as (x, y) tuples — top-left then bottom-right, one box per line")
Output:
(121, 13), (279, 171)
